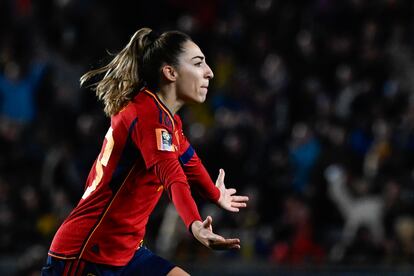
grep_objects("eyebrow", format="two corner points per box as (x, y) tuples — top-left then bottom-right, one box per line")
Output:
(191, 56), (205, 61)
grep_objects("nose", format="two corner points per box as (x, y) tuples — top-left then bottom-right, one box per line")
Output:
(205, 64), (214, 80)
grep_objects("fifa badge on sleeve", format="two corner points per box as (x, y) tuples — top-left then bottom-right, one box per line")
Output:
(155, 128), (175, 152)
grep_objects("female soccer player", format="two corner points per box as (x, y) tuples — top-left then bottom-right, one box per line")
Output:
(41, 27), (249, 275)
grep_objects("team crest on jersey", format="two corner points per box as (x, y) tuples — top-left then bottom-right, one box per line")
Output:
(156, 128), (175, 152)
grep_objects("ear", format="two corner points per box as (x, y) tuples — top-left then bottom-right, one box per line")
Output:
(161, 65), (177, 82)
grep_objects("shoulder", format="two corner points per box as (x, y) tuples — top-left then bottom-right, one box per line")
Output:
(174, 114), (183, 127)
(115, 91), (159, 121)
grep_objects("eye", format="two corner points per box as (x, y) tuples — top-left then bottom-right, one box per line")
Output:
(194, 62), (202, 67)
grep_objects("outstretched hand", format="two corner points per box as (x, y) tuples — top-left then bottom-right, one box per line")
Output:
(216, 169), (249, 212)
(191, 216), (240, 250)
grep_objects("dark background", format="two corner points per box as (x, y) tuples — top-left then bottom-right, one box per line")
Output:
(1, 0), (414, 275)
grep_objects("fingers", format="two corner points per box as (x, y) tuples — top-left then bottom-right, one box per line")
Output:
(219, 168), (225, 180)
(202, 216), (213, 228)
(216, 169), (225, 187)
(209, 238), (241, 250)
(224, 198), (248, 212)
(196, 219), (242, 250)
(228, 188), (236, 195)
(204, 231), (226, 243)
(232, 195), (249, 203)
(231, 202), (247, 208)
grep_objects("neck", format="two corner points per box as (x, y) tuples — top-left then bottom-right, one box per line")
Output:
(155, 86), (184, 115)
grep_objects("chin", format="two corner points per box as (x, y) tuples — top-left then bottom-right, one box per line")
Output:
(199, 91), (208, 102)
(198, 95), (207, 103)
(185, 97), (205, 104)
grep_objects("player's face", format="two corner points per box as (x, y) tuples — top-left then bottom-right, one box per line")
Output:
(175, 40), (214, 103)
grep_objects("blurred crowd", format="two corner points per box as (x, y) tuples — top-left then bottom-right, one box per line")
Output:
(2, 0), (414, 274)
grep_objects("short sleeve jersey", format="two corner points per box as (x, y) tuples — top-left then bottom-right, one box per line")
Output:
(49, 89), (195, 266)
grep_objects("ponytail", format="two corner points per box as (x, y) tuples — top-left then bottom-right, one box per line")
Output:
(80, 28), (153, 116)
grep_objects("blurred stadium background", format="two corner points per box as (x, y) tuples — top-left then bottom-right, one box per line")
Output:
(2, 0), (414, 275)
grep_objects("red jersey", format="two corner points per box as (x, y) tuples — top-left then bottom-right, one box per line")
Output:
(49, 88), (220, 266)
